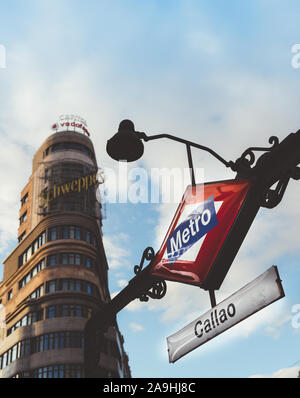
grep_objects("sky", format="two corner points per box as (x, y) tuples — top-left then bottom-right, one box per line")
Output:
(0, 0), (300, 378)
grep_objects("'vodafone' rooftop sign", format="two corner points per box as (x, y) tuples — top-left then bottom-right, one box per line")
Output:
(52, 115), (90, 136)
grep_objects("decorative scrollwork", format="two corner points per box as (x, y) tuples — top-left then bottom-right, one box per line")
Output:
(139, 280), (167, 302)
(233, 136), (280, 174)
(268, 136), (280, 147)
(261, 176), (290, 208)
(133, 246), (167, 302)
(134, 247), (155, 275)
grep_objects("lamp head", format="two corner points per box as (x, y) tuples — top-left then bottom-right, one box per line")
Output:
(106, 119), (144, 162)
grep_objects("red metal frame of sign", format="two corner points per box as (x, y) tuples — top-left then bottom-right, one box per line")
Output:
(151, 179), (252, 288)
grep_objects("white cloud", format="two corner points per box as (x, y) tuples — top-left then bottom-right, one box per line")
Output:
(0, 134), (33, 258)
(251, 366), (300, 378)
(102, 235), (131, 269)
(129, 322), (145, 332)
(185, 30), (222, 56)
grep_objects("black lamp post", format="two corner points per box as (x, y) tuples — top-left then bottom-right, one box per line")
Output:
(106, 119), (237, 186)
(84, 120), (300, 378)
(106, 120), (144, 162)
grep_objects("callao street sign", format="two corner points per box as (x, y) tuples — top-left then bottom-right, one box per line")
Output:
(167, 266), (285, 363)
(151, 179), (252, 289)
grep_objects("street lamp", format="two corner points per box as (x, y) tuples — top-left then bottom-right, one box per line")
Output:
(84, 120), (300, 378)
(106, 119), (236, 186)
(106, 120), (144, 162)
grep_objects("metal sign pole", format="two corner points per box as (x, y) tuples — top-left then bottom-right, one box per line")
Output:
(84, 251), (166, 378)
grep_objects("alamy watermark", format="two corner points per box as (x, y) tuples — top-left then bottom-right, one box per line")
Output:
(291, 44), (300, 69)
(99, 162), (204, 204)
(0, 44), (6, 69)
(39, 163), (205, 206)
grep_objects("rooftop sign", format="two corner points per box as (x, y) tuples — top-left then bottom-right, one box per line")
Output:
(52, 115), (90, 136)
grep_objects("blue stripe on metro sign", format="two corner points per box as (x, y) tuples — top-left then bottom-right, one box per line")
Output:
(166, 195), (219, 266)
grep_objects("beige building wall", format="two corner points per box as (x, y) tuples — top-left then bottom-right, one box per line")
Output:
(0, 127), (131, 378)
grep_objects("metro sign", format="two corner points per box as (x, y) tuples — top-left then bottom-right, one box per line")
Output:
(151, 179), (252, 289)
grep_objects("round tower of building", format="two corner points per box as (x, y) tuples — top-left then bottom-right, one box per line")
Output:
(0, 117), (131, 378)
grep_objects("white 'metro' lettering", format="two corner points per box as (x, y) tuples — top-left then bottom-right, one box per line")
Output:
(169, 211), (211, 256)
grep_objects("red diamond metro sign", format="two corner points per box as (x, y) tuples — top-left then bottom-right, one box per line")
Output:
(151, 179), (252, 289)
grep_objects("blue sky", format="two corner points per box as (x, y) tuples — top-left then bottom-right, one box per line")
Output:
(0, 0), (300, 378)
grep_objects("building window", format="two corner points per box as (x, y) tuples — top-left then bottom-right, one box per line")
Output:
(18, 231), (26, 243)
(29, 285), (44, 300)
(35, 331), (84, 352)
(61, 254), (67, 264)
(20, 211), (27, 225)
(21, 193), (28, 206)
(18, 231), (46, 268)
(46, 306), (56, 319)
(46, 280), (56, 293)
(86, 283), (92, 295)
(13, 364), (84, 378)
(45, 304), (92, 320)
(49, 253), (94, 270)
(75, 227), (81, 240)
(75, 280), (81, 291)
(47, 226), (96, 246)
(62, 226), (70, 239)
(7, 290), (13, 301)
(69, 226), (75, 239)
(0, 333), (84, 370)
(19, 259), (45, 289)
(44, 141), (94, 159)
(7, 310), (43, 336)
(68, 253), (75, 264)
(86, 231), (91, 243)
(48, 227), (57, 241)
(48, 255), (57, 266)
(85, 257), (92, 268)
(43, 147), (49, 157)
(44, 278), (99, 297)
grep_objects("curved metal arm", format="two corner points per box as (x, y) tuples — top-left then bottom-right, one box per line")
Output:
(136, 131), (234, 170)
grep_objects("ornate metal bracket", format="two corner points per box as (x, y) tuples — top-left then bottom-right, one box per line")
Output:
(232, 135), (293, 208)
(232, 136), (280, 175)
(139, 280), (167, 302)
(241, 136), (280, 166)
(261, 175), (290, 209)
(234, 135), (300, 208)
(133, 247), (167, 302)
(134, 247), (155, 275)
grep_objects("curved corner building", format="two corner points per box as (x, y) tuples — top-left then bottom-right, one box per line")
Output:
(0, 119), (131, 378)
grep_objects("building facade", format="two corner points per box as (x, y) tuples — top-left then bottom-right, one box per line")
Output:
(0, 120), (131, 378)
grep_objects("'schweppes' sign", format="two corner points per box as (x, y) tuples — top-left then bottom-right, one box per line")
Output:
(39, 171), (98, 208)
(167, 266), (285, 363)
(151, 180), (251, 287)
